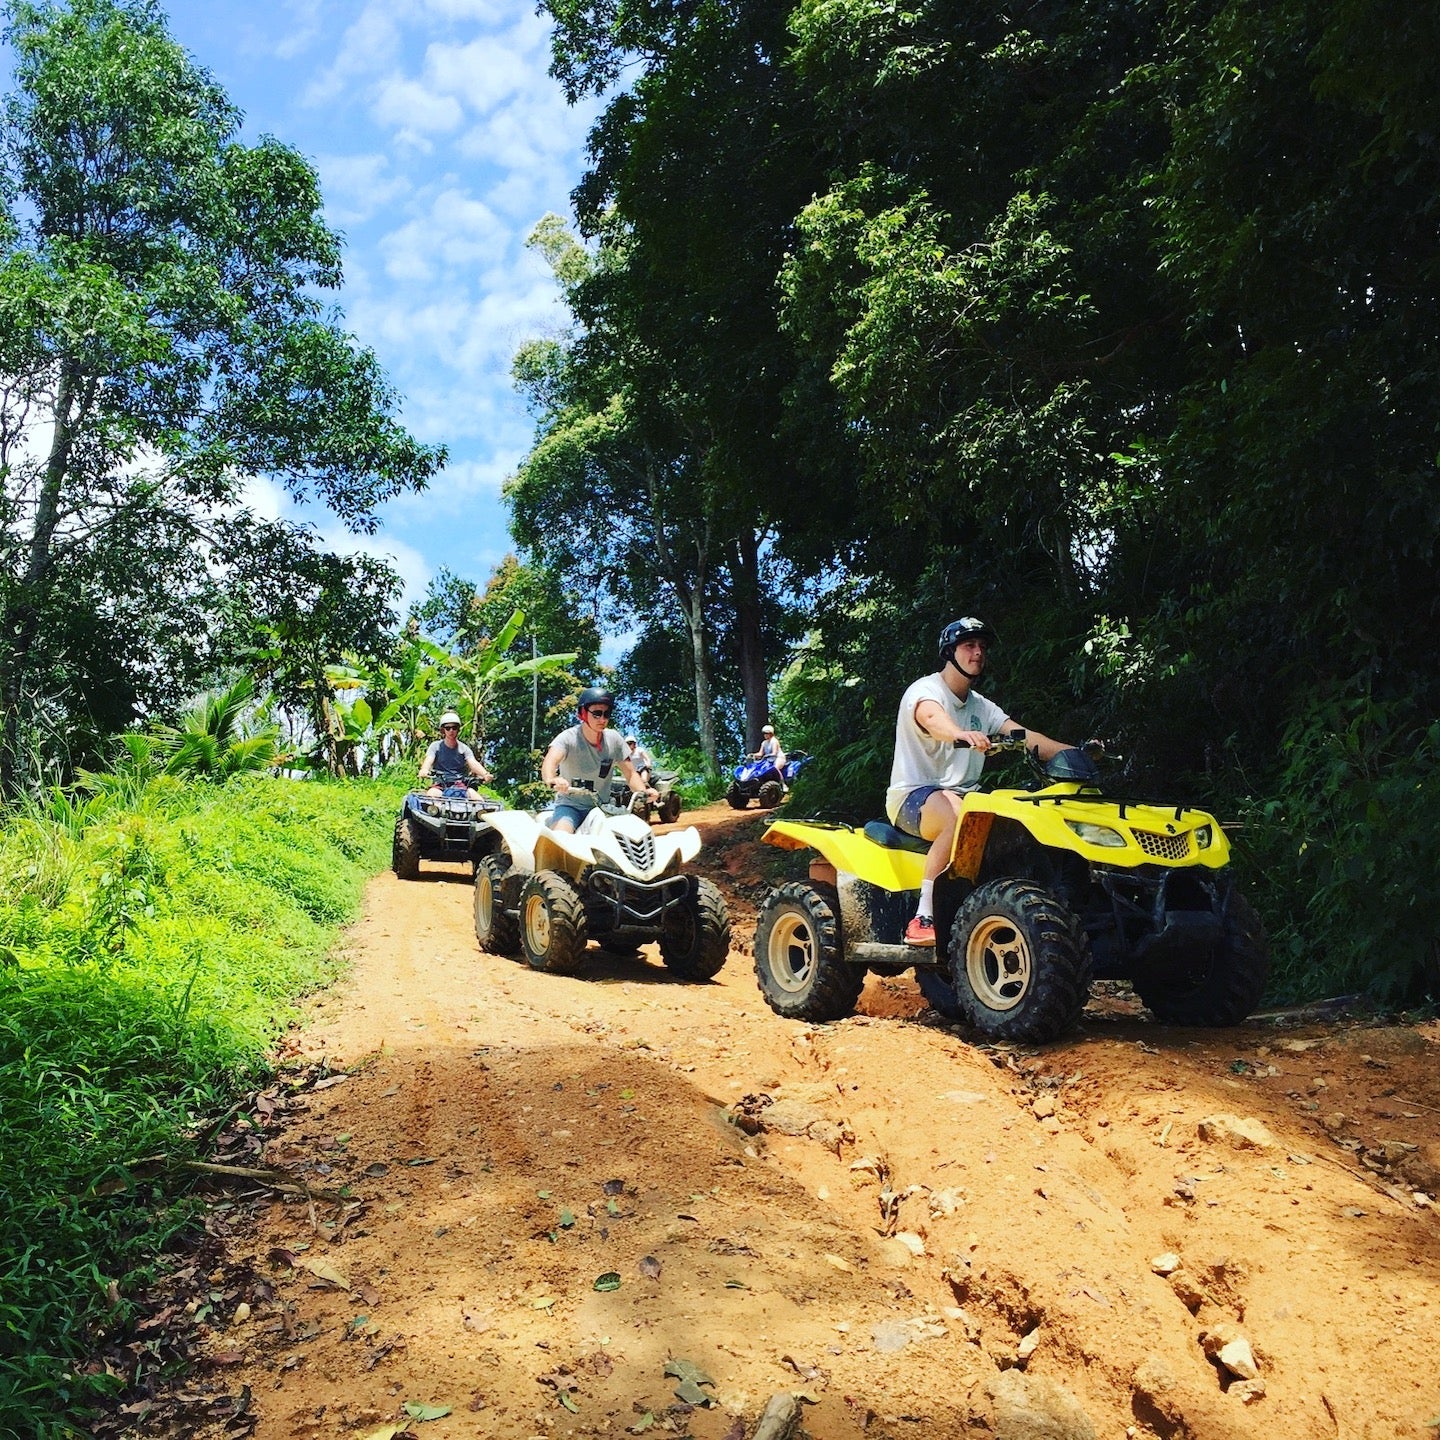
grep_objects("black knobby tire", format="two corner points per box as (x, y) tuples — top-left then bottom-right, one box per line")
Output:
(914, 967), (963, 1020)
(757, 780), (785, 809)
(520, 871), (589, 974)
(473, 853), (519, 955)
(659, 878), (732, 980)
(1131, 890), (1271, 1026)
(754, 882), (864, 1021)
(657, 792), (682, 824)
(392, 815), (421, 880)
(949, 878), (1090, 1044)
(725, 782), (749, 810)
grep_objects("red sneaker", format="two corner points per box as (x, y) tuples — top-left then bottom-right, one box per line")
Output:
(904, 914), (936, 947)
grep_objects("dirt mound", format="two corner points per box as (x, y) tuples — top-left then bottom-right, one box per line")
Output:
(105, 801), (1440, 1439)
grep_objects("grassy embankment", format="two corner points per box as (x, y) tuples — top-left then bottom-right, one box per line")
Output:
(0, 772), (403, 1439)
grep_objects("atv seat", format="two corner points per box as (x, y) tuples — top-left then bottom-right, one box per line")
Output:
(863, 820), (931, 855)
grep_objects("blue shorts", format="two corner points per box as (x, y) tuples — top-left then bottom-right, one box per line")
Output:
(547, 798), (593, 829)
(894, 785), (967, 837)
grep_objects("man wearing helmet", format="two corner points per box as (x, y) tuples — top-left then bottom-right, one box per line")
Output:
(748, 724), (786, 769)
(624, 733), (654, 783)
(420, 710), (493, 799)
(887, 617), (1072, 947)
(542, 686), (657, 833)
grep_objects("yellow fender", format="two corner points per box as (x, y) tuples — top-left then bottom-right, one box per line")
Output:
(762, 819), (926, 892)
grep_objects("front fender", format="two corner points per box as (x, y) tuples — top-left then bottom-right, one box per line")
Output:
(477, 810), (546, 872)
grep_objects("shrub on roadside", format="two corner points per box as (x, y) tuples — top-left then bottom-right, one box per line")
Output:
(0, 772), (401, 1438)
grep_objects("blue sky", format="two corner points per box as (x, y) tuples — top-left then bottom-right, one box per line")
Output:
(162, 0), (601, 618)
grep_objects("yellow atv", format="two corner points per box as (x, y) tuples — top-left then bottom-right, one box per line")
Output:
(753, 736), (1269, 1044)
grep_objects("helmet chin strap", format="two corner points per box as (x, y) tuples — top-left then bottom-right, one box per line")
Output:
(945, 650), (984, 681)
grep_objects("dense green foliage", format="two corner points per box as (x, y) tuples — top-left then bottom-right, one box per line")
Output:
(520, 0), (1440, 1001)
(0, 0), (442, 794)
(0, 772), (399, 1436)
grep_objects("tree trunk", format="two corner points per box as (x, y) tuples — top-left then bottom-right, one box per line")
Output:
(678, 580), (718, 774)
(730, 527), (768, 750)
(1, 364), (78, 795)
(646, 460), (718, 775)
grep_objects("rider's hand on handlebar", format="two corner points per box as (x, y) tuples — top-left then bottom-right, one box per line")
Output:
(950, 730), (992, 751)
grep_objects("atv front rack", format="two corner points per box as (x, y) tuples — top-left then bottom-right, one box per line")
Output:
(586, 869), (695, 929)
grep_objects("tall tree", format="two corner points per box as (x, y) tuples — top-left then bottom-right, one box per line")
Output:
(539, 1), (828, 754)
(0, 0), (443, 793)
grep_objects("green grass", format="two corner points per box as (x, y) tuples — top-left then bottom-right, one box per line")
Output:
(0, 772), (404, 1439)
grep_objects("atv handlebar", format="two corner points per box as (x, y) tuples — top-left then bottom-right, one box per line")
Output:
(953, 730), (1030, 752)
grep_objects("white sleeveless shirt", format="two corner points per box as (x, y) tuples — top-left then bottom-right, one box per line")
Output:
(885, 672), (1008, 823)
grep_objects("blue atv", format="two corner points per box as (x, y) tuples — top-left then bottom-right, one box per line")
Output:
(393, 782), (505, 879)
(725, 751), (811, 810)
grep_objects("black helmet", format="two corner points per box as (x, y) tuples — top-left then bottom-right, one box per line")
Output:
(938, 616), (997, 668)
(577, 686), (615, 712)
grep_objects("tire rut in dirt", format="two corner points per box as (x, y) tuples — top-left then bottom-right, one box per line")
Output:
(950, 878), (1090, 1044)
(659, 878), (731, 980)
(520, 870), (589, 974)
(754, 882), (864, 1021)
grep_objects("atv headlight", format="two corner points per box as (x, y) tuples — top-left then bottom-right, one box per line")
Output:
(1194, 824), (1213, 850)
(1065, 820), (1127, 848)
(422, 801), (440, 816)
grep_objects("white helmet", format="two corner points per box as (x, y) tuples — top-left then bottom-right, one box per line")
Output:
(762, 724), (775, 735)
(625, 733), (637, 743)
(439, 711), (462, 728)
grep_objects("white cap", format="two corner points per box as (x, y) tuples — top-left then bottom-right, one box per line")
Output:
(762, 724), (774, 734)
(625, 734), (637, 742)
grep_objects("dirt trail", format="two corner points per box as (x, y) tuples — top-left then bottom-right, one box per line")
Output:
(156, 804), (1438, 1440)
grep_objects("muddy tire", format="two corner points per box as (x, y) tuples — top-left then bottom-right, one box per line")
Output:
(725, 782), (749, 810)
(758, 780), (784, 809)
(659, 879), (731, 980)
(392, 815), (421, 879)
(1131, 891), (1271, 1026)
(520, 871), (588, 974)
(914, 967), (963, 1019)
(657, 792), (682, 824)
(473, 854), (519, 955)
(754, 883), (864, 1021)
(949, 879), (1090, 1044)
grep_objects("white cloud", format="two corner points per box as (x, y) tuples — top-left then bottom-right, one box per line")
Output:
(378, 186), (507, 282)
(303, 2), (407, 105)
(315, 151), (412, 225)
(372, 75), (465, 135)
(421, 0), (513, 20)
(423, 36), (528, 115)
(273, 0), (324, 59)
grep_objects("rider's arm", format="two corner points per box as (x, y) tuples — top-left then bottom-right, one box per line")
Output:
(541, 741), (571, 793)
(914, 698), (992, 751)
(466, 753), (493, 784)
(418, 742), (435, 778)
(620, 757), (656, 795)
(999, 719), (1068, 763)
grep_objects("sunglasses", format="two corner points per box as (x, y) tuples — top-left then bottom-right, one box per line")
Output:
(586, 707), (613, 719)
(441, 723), (460, 732)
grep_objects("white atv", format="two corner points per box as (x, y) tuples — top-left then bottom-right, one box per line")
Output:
(472, 793), (730, 980)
